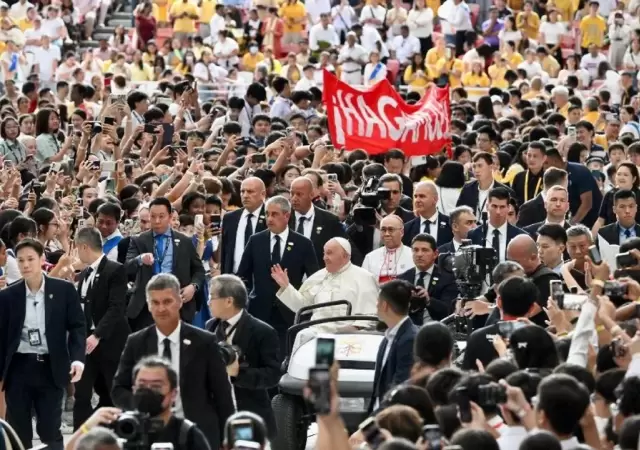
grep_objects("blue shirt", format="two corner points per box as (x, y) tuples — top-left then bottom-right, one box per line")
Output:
(619, 223), (636, 243)
(566, 162), (603, 228)
(153, 230), (174, 274)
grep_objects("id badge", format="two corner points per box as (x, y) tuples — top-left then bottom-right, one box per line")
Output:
(28, 329), (42, 346)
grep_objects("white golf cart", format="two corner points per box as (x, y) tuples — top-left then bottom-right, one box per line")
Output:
(271, 301), (383, 450)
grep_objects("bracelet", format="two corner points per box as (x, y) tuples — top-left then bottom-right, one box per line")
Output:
(80, 424), (90, 434)
(591, 279), (605, 288)
(596, 325), (605, 333)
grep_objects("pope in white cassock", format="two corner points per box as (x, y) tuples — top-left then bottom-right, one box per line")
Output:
(362, 215), (414, 283)
(271, 237), (379, 334)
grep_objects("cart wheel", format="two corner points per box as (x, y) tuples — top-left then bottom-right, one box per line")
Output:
(272, 393), (308, 450)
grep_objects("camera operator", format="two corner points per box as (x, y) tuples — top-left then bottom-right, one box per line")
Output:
(223, 411), (269, 450)
(462, 276), (538, 370)
(205, 274), (281, 439)
(378, 174), (414, 223)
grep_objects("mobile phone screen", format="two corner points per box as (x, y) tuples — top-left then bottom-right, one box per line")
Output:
(316, 337), (335, 366)
(308, 368), (331, 415)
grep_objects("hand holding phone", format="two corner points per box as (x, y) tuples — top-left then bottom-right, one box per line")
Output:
(588, 245), (602, 265)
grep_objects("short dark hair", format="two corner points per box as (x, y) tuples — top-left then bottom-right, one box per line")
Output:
(451, 373), (500, 416)
(537, 224), (567, 246)
(543, 167), (568, 189)
(9, 216), (37, 247)
(498, 276), (537, 317)
(472, 151), (493, 165)
(425, 368), (464, 406)
(385, 149), (406, 162)
(537, 373), (590, 435)
(614, 188), (637, 204)
(379, 279), (413, 315)
(411, 233), (437, 250)
(75, 227), (103, 251)
(133, 355), (178, 390)
(96, 202), (122, 222)
(15, 237), (44, 257)
(450, 428), (499, 450)
(518, 431), (562, 450)
(413, 322), (454, 367)
(149, 197), (172, 214)
(488, 186), (510, 203)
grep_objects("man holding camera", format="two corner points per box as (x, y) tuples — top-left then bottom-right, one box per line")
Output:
(205, 274), (281, 439)
(112, 273), (235, 449)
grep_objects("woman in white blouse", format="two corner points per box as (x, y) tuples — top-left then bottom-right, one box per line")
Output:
(623, 39), (640, 71)
(498, 16), (522, 52)
(434, 161), (465, 215)
(407, 0), (434, 56)
(331, 0), (356, 42)
(363, 49), (387, 86)
(385, 0), (408, 38)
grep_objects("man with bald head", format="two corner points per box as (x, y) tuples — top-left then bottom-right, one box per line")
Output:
(272, 237), (379, 337)
(221, 176), (268, 274)
(362, 215), (414, 283)
(402, 181), (453, 247)
(289, 177), (347, 268)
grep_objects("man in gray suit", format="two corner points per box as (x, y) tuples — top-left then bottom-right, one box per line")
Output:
(125, 197), (205, 331)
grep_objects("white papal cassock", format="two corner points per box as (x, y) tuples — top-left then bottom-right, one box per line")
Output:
(361, 245), (415, 284)
(276, 262), (380, 334)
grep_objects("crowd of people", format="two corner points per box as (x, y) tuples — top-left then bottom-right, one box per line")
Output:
(0, 0), (638, 450)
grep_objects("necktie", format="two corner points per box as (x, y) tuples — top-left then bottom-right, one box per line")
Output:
(244, 213), (254, 246)
(272, 235), (281, 265)
(625, 229), (632, 239)
(83, 267), (94, 330)
(216, 321), (229, 342)
(85, 266), (94, 290)
(417, 271), (427, 288)
(297, 216), (307, 234)
(162, 338), (172, 362)
(423, 220), (431, 235)
(492, 229), (501, 259)
(154, 234), (166, 274)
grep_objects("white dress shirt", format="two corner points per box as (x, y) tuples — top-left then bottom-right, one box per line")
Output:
(209, 14), (226, 43)
(414, 266), (433, 287)
(486, 221), (508, 262)
(233, 207), (263, 273)
(477, 181), (494, 217)
(407, 8), (434, 38)
(81, 255), (104, 330)
(309, 23), (340, 51)
(156, 322), (183, 417)
(18, 277), (47, 354)
(390, 34), (421, 64)
(360, 4), (386, 28)
(213, 38), (240, 69)
(220, 310), (243, 343)
(497, 426), (528, 450)
(306, 0), (332, 23)
(294, 205), (315, 239)
(270, 228), (290, 259)
(448, 1), (472, 31)
(420, 211), (440, 245)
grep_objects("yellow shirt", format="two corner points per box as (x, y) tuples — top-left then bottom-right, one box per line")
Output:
(169, 1), (198, 33)
(522, 89), (547, 100)
(582, 110), (599, 125)
(507, 0), (523, 11)
(488, 64), (509, 89)
(541, 55), (560, 77)
(503, 51), (524, 69)
(17, 17), (33, 32)
(102, 60), (113, 73)
(242, 52), (265, 72)
(153, 0), (171, 22)
(199, 0), (216, 23)
(426, 0), (440, 17)
(461, 72), (490, 87)
(579, 15), (606, 48)
(130, 63), (155, 81)
(403, 64), (430, 89)
(594, 134), (608, 149)
(549, 0), (574, 21)
(516, 11), (540, 40)
(426, 47), (445, 73)
(435, 57), (464, 88)
(558, 102), (570, 118)
(279, 1), (306, 33)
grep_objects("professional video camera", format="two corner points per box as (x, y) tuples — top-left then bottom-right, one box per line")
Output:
(352, 177), (391, 227)
(219, 342), (242, 365)
(111, 411), (165, 450)
(442, 240), (497, 299)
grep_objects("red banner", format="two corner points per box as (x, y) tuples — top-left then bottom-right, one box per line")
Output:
(322, 70), (451, 156)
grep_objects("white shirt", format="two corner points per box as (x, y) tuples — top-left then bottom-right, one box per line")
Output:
(559, 437), (580, 450)
(390, 34), (421, 64)
(497, 426), (528, 450)
(306, 0), (332, 23)
(448, 1), (472, 31)
(420, 211), (440, 245)
(233, 207), (263, 273)
(18, 277), (47, 354)
(193, 61), (228, 82)
(156, 322), (183, 417)
(213, 38), (240, 69)
(362, 245), (415, 281)
(103, 229), (122, 261)
(294, 205), (315, 239)
(517, 60), (544, 79)
(407, 8), (434, 38)
(5, 253), (21, 284)
(360, 4), (386, 28)
(81, 255), (104, 299)
(414, 266), (433, 287)
(363, 62), (387, 85)
(270, 228), (289, 259)
(580, 52), (607, 80)
(331, 4), (356, 31)
(309, 23), (340, 51)
(486, 221), (508, 262)
(209, 14), (226, 43)
(477, 181), (494, 217)
(539, 21), (565, 45)
(295, 76), (317, 91)
(381, 315), (411, 369)
(41, 17), (65, 39)
(360, 26), (390, 57)
(10, 1), (34, 19)
(219, 309), (243, 343)
(337, 43), (368, 72)
(238, 102), (262, 137)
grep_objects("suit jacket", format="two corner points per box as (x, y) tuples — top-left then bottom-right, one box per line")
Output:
(236, 229), (319, 328)
(523, 220), (571, 240)
(288, 207), (346, 268)
(0, 276), (85, 388)
(369, 318), (418, 413)
(393, 207), (415, 224)
(598, 222), (640, 246)
(77, 257), (130, 362)
(456, 180), (514, 213)
(437, 241), (457, 255)
(467, 223), (528, 260)
(220, 205), (267, 275)
(402, 213), (453, 248)
(397, 265), (458, 321)
(205, 312), (281, 434)
(462, 323), (500, 371)
(111, 322), (235, 449)
(125, 229), (205, 322)
(516, 195), (546, 228)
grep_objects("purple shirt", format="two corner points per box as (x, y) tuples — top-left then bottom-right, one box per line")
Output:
(482, 19), (503, 47)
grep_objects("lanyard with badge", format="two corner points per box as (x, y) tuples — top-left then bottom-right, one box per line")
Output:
(27, 293), (43, 347)
(154, 234), (171, 270)
(524, 170), (542, 203)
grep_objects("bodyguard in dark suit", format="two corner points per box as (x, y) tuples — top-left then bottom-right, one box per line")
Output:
(597, 189), (640, 247)
(467, 187), (527, 262)
(369, 280), (419, 413)
(456, 152), (514, 219)
(220, 177), (267, 275)
(289, 177), (347, 268)
(402, 181), (453, 247)
(0, 239), (85, 450)
(237, 195), (319, 350)
(125, 197), (205, 331)
(516, 167), (569, 228)
(521, 185), (571, 239)
(524, 220), (570, 239)
(206, 274), (281, 438)
(462, 276), (538, 371)
(397, 234), (458, 323)
(112, 273), (235, 449)
(72, 227), (131, 429)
